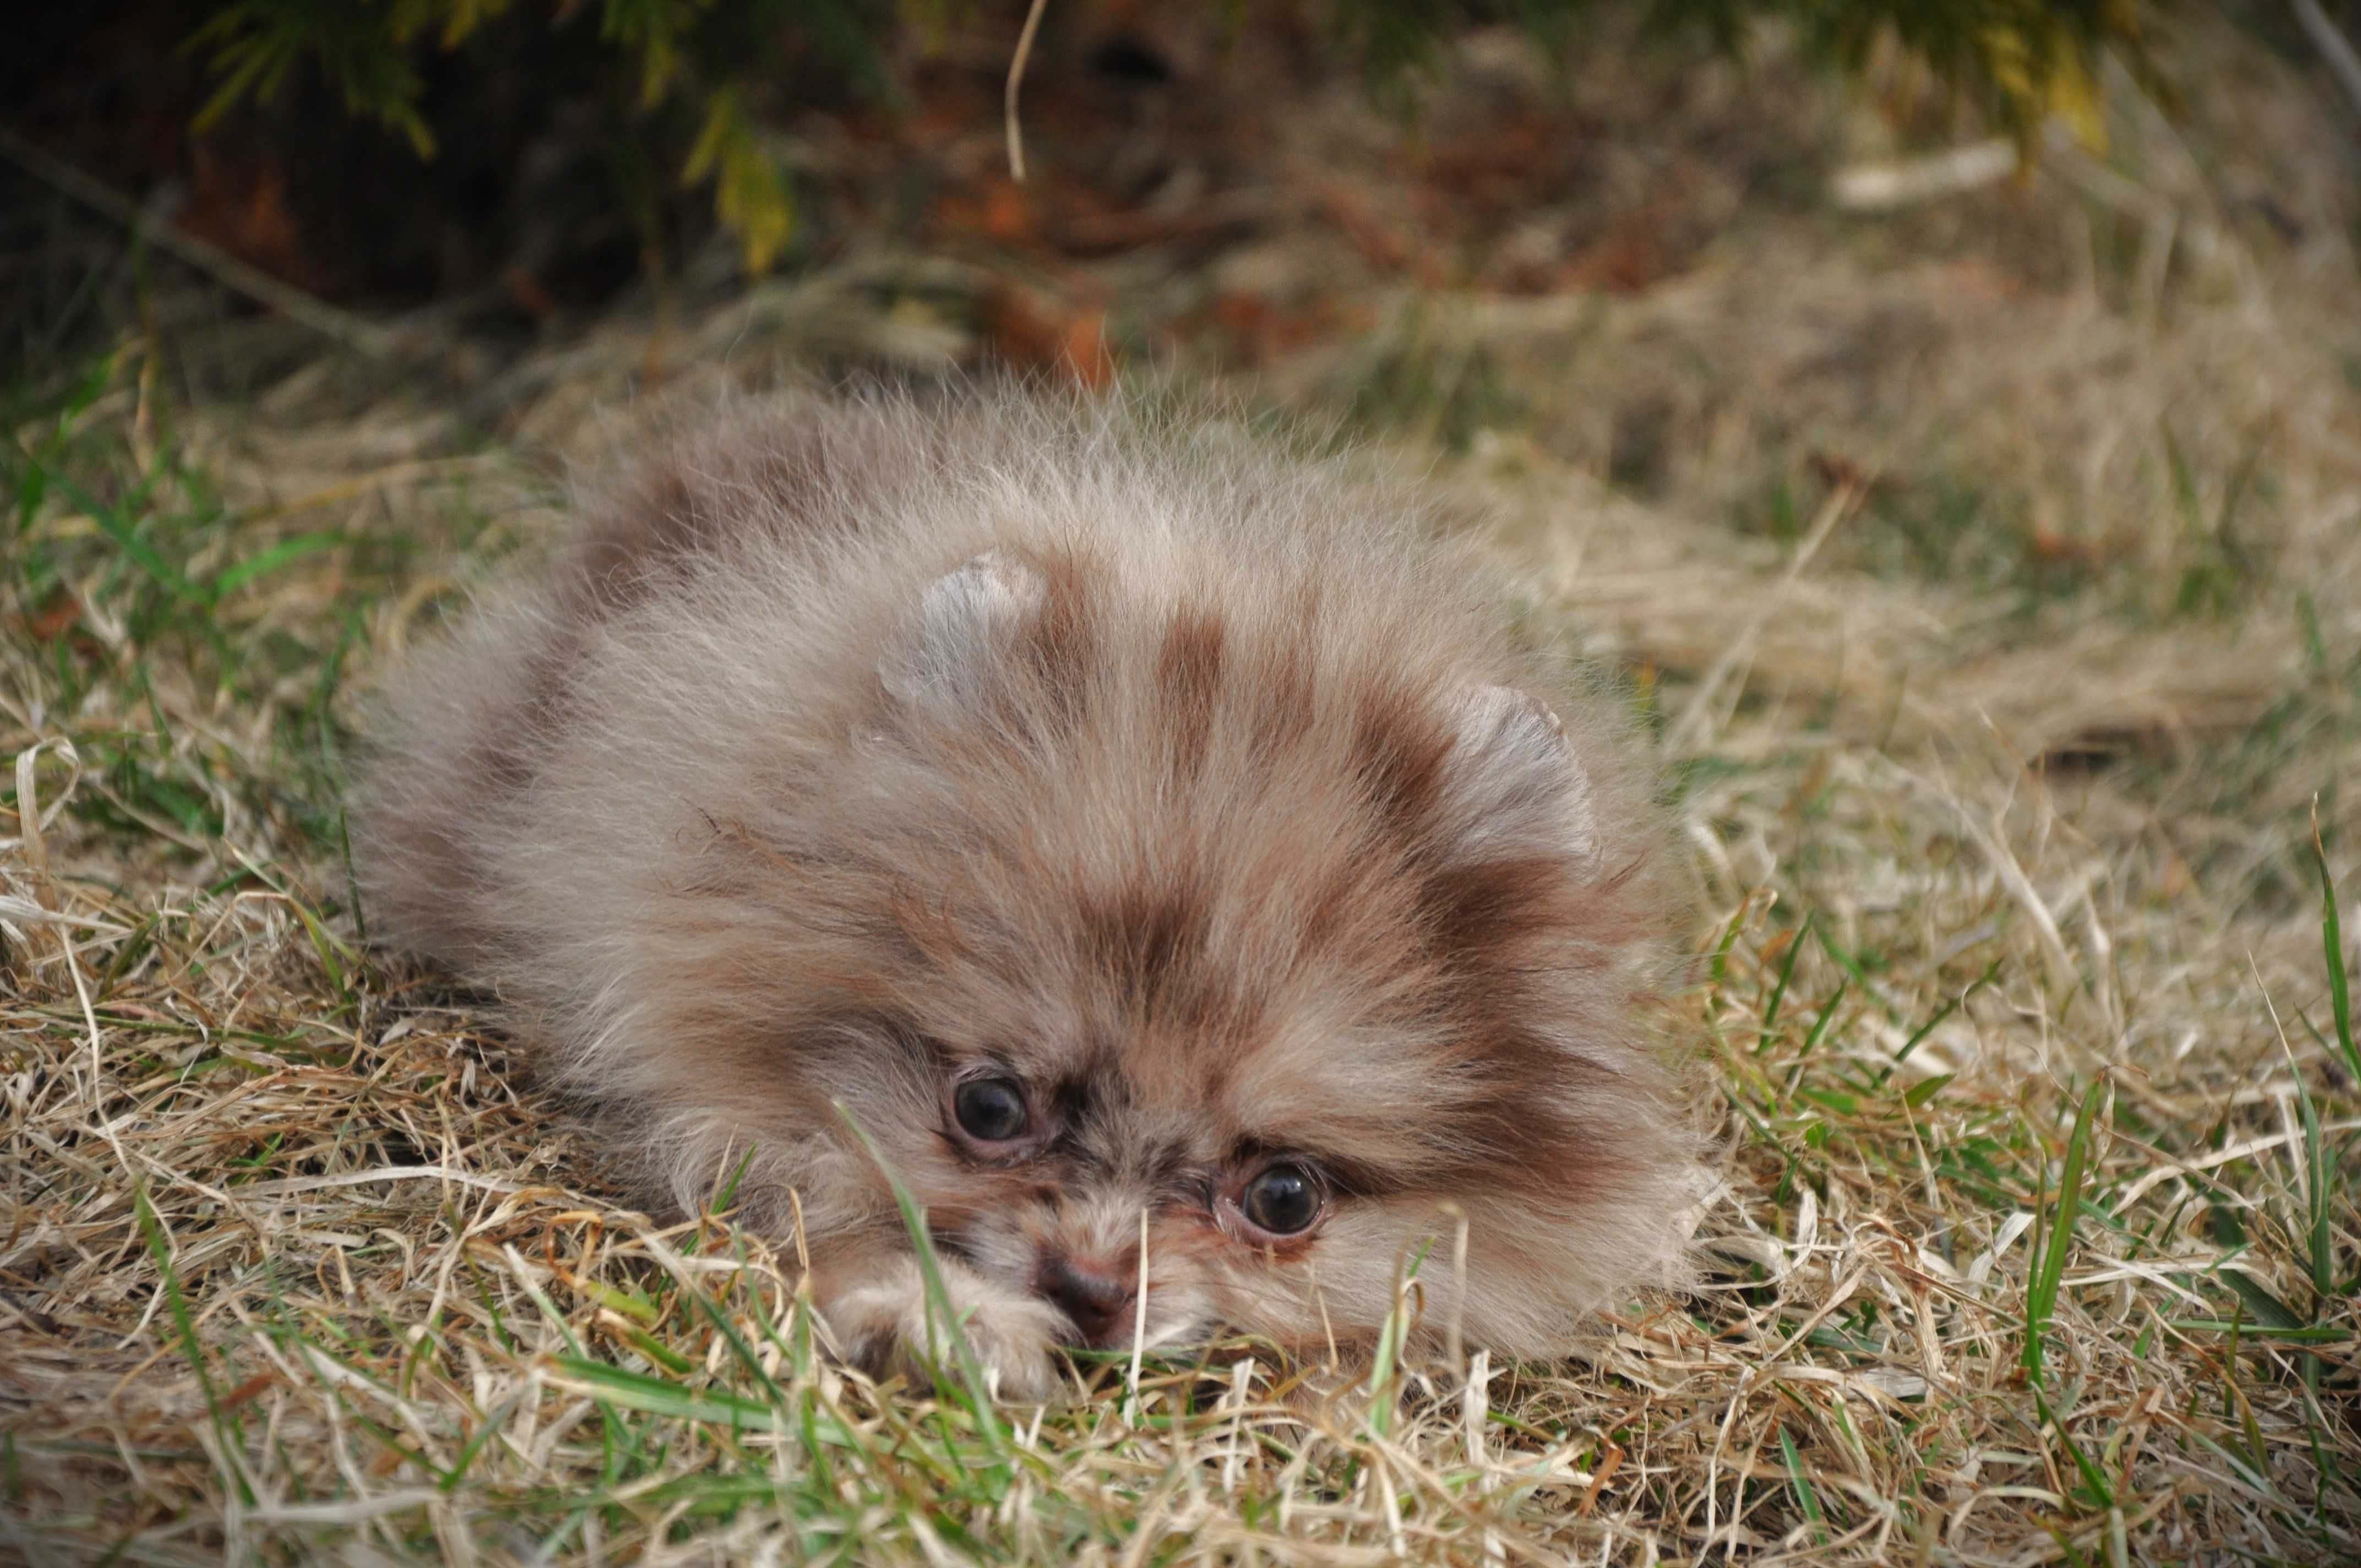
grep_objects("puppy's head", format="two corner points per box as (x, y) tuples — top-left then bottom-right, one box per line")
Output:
(703, 543), (1700, 1359)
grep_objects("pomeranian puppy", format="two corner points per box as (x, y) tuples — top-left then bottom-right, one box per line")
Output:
(352, 391), (1700, 1398)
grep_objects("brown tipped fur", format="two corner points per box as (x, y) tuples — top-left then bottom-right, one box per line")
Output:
(350, 390), (1705, 1398)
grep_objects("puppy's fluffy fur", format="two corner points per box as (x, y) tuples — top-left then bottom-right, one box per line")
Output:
(352, 393), (1700, 1396)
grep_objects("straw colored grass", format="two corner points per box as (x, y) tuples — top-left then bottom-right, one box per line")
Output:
(7, 17), (2361, 1566)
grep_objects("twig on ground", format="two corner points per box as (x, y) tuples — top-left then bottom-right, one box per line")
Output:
(1830, 139), (2018, 212)
(2291, 0), (2361, 119)
(0, 125), (397, 358)
(1005, 0), (1053, 184)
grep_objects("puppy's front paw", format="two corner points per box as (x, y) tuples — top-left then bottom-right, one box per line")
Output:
(824, 1257), (1068, 1402)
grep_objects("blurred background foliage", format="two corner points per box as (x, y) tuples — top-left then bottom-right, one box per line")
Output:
(22, 1), (2167, 290)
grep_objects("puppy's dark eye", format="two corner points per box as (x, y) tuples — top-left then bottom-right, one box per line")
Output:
(1241, 1163), (1321, 1235)
(953, 1076), (1029, 1142)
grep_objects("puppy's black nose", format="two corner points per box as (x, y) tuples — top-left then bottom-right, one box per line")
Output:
(1036, 1253), (1138, 1348)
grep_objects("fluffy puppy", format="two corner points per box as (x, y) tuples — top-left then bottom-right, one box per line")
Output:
(351, 391), (1700, 1397)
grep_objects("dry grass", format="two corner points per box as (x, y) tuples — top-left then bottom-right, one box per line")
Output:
(7, 13), (2361, 1566)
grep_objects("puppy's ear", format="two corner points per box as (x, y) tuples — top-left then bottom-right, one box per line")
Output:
(880, 549), (1045, 710)
(1440, 684), (1600, 861)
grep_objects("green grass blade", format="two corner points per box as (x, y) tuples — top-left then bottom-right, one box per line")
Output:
(2220, 1268), (2306, 1331)
(670, 1245), (788, 1409)
(1777, 1426), (1827, 1540)
(1762, 912), (1813, 1034)
(2166, 1321), (2348, 1342)
(2023, 1079), (2106, 1379)
(1902, 1072), (1956, 1109)
(2031, 1381), (2115, 1510)
(19, 449), (195, 599)
(1797, 979), (1848, 1063)
(2313, 829), (2361, 1085)
(834, 1101), (1012, 1456)
(2292, 1068), (2334, 1303)
(134, 1186), (254, 1505)
(1363, 1236), (1432, 1439)
(545, 1356), (788, 1432)
(437, 1392), (524, 1494)
(1707, 897), (1751, 1010)
(1812, 923), (1880, 1014)
(206, 528), (344, 599)
(709, 1144), (760, 1216)
(284, 894), (352, 1003)
(1876, 959), (1998, 1086)
(620, 1325), (695, 1375)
